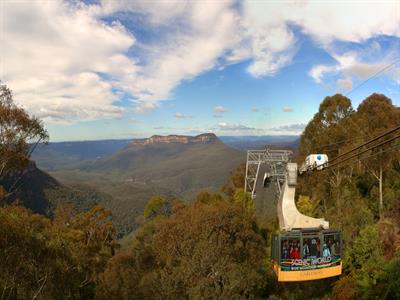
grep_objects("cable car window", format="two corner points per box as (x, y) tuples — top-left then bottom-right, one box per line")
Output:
(303, 237), (321, 259)
(281, 237), (300, 260)
(324, 233), (341, 257)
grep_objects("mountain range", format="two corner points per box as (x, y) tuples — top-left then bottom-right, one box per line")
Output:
(220, 135), (299, 150)
(31, 134), (299, 171)
(32, 134), (245, 234)
(26, 134), (298, 235)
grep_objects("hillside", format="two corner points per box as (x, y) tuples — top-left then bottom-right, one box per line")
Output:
(0, 162), (109, 216)
(1, 162), (59, 214)
(49, 133), (245, 234)
(81, 133), (243, 195)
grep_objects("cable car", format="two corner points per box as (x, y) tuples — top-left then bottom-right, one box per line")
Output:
(271, 229), (342, 281)
(245, 150), (342, 282)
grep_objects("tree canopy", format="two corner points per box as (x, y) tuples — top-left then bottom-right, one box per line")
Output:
(0, 83), (49, 200)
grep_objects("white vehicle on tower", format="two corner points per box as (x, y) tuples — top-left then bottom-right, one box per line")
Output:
(299, 154), (328, 174)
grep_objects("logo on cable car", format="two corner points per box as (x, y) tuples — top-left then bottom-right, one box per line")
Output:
(281, 256), (341, 271)
(317, 155), (322, 160)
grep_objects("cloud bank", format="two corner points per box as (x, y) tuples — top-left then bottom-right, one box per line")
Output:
(1, 0), (399, 124)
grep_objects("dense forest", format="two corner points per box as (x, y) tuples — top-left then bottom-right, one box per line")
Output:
(1, 83), (400, 299)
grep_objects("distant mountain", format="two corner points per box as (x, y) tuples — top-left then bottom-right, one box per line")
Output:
(32, 135), (299, 171)
(220, 135), (299, 150)
(49, 133), (245, 235)
(32, 139), (131, 170)
(131, 133), (218, 146)
(79, 133), (244, 196)
(268, 138), (301, 157)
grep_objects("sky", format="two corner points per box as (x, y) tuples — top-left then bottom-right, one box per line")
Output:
(1, 0), (399, 141)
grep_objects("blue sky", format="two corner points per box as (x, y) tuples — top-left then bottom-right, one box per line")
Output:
(1, 1), (399, 141)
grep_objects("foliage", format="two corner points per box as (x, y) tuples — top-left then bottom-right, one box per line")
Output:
(298, 93), (354, 160)
(296, 195), (313, 215)
(377, 256), (400, 299)
(296, 92), (400, 299)
(0, 205), (116, 299)
(143, 196), (168, 219)
(195, 191), (224, 205)
(97, 198), (274, 299)
(354, 93), (400, 218)
(0, 83), (49, 199)
(232, 188), (255, 212)
(222, 162), (246, 196)
(345, 225), (385, 299)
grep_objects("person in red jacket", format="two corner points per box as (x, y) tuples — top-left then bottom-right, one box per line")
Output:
(290, 246), (300, 260)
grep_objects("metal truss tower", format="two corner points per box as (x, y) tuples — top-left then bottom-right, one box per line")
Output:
(244, 148), (292, 198)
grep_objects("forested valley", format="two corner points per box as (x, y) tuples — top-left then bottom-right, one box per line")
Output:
(1, 83), (400, 299)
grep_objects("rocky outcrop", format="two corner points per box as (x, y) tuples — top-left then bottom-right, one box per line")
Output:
(130, 133), (219, 146)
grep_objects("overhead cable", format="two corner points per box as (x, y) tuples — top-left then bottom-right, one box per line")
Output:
(324, 133), (400, 170)
(345, 58), (400, 97)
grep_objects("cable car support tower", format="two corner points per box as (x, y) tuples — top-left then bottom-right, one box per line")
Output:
(245, 148), (329, 231)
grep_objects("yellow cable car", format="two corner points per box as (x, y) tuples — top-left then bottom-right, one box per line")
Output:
(271, 229), (342, 281)
(245, 150), (343, 282)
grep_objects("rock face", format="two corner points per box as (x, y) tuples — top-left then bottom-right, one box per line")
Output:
(130, 133), (219, 146)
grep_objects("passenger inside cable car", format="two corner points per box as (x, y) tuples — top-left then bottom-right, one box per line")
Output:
(271, 229), (342, 281)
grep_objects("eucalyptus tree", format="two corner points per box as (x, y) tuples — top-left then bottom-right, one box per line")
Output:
(0, 83), (48, 200)
(354, 93), (400, 218)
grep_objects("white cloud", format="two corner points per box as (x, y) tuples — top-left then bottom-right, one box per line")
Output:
(1, 0), (137, 123)
(309, 51), (399, 89)
(242, 1), (400, 77)
(174, 112), (192, 119)
(282, 106), (293, 112)
(2, 0), (399, 125)
(243, 1), (400, 46)
(337, 78), (353, 92)
(309, 65), (337, 83)
(217, 122), (263, 133)
(106, 1), (241, 103)
(214, 105), (227, 113)
(270, 123), (306, 134)
(132, 102), (157, 114)
(1, 0), (240, 124)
